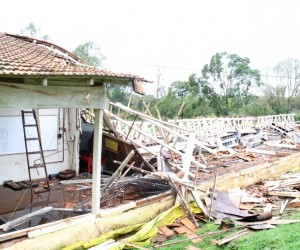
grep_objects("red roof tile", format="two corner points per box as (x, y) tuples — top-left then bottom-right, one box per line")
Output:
(0, 33), (150, 94)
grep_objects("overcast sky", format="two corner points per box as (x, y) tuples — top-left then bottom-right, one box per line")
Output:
(1, 0), (300, 93)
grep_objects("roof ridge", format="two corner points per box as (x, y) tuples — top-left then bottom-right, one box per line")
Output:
(3, 32), (82, 63)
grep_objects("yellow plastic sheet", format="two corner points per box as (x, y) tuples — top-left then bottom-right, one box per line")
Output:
(64, 202), (201, 250)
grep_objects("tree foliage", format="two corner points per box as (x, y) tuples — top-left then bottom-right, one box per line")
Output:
(199, 52), (261, 115)
(21, 23), (50, 40)
(273, 58), (300, 111)
(73, 41), (106, 68)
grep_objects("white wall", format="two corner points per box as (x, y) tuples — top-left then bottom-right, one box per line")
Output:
(0, 109), (72, 184)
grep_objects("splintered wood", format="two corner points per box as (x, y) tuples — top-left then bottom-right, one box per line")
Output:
(262, 172), (300, 198)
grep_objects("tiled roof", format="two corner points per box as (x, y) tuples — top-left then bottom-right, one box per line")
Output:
(0, 32), (150, 94)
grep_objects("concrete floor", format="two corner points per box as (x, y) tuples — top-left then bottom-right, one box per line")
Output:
(0, 179), (65, 227)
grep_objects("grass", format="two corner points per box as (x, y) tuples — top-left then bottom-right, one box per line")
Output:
(150, 209), (300, 250)
(231, 210), (300, 250)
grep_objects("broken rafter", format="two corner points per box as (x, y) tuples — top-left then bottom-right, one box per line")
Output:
(110, 102), (192, 133)
(168, 177), (199, 228)
(102, 150), (134, 194)
(110, 102), (216, 155)
(106, 111), (208, 176)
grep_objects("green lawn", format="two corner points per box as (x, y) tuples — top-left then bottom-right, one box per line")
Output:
(150, 209), (300, 250)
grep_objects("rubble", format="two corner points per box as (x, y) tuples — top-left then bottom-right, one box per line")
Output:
(2, 103), (300, 249)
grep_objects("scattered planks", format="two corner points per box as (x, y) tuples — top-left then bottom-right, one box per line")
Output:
(262, 171), (300, 198)
(216, 228), (250, 246)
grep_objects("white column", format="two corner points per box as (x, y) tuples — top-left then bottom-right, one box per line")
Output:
(68, 108), (80, 174)
(91, 109), (103, 214)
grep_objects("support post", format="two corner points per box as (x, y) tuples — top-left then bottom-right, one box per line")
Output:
(92, 109), (103, 214)
(68, 108), (80, 174)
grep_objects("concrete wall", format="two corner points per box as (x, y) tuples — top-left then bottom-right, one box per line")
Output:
(0, 109), (73, 184)
(198, 153), (300, 191)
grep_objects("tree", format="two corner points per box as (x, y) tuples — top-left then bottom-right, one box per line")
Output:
(156, 88), (181, 119)
(262, 83), (287, 114)
(20, 23), (50, 40)
(199, 52), (261, 115)
(73, 42), (105, 68)
(273, 58), (300, 111)
(171, 80), (191, 100)
(155, 66), (165, 99)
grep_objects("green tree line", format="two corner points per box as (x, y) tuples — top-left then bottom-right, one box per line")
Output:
(21, 23), (300, 120)
(109, 52), (300, 120)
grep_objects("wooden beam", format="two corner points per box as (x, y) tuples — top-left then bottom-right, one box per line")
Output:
(190, 190), (210, 218)
(120, 107), (215, 155)
(110, 102), (193, 133)
(168, 177), (199, 228)
(216, 229), (249, 246)
(0, 82), (109, 109)
(182, 133), (196, 180)
(107, 111), (208, 174)
(102, 150), (134, 193)
(0, 207), (54, 232)
(92, 109), (104, 214)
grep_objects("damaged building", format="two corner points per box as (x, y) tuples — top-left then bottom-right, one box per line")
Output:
(1, 32), (300, 249)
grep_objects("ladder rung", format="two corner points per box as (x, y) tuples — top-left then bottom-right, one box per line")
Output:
(27, 151), (42, 155)
(22, 111), (34, 114)
(24, 124), (37, 127)
(29, 164), (46, 169)
(34, 188), (50, 194)
(25, 137), (39, 141)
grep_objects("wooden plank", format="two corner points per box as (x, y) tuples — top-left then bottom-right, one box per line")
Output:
(216, 229), (249, 246)
(157, 152), (162, 172)
(279, 199), (289, 215)
(157, 225), (174, 237)
(174, 226), (193, 234)
(186, 233), (203, 243)
(4, 181), (24, 191)
(182, 133), (196, 180)
(180, 218), (196, 231)
(0, 82), (109, 109)
(268, 191), (300, 198)
(168, 177), (199, 228)
(60, 179), (92, 185)
(191, 190), (209, 218)
(276, 151), (290, 157)
(102, 150), (134, 193)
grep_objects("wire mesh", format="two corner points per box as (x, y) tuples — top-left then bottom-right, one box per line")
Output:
(100, 178), (171, 209)
(2, 173), (171, 233)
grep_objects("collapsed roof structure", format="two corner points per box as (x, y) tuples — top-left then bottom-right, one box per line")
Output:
(1, 32), (300, 249)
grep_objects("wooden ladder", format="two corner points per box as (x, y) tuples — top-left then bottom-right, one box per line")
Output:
(21, 109), (50, 193)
